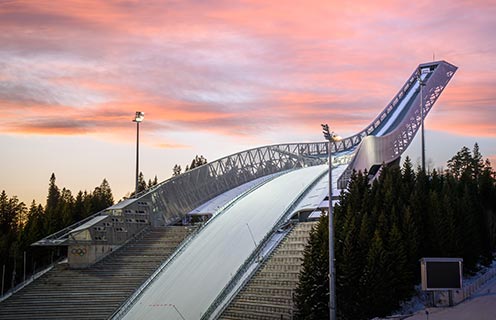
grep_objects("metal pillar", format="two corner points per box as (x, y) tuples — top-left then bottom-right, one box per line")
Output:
(1, 264), (5, 296)
(419, 71), (426, 172)
(327, 140), (336, 320)
(322, 124), (338, 320)
(135, 120), (140, 196)
(133, 111), (144, 197)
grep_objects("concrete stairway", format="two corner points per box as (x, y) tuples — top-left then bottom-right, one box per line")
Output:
(220, 221), (317, 320)
(0, 226), (195, 320)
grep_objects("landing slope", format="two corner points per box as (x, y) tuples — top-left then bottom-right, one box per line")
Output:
(121, 165), (327, 320)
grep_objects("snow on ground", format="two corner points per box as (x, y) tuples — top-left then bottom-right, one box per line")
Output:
(397, 260), (496, 320)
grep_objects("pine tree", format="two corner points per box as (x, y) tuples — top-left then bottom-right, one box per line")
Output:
(447, 146), (472, 179)
(471, 143), (484, 181)
(294, 215), (329, 320)
(188, 155), (208, 170)
(73, 191), (88, 221)
(360, 229), (390, 318)
(401, 206), (419, 280)
(335, 209), (364, 319)
(387, 223), (412, 302)
(45, 173), (60, 234)
(173, 164), (182, 176)
(58, 188), (75, 227)
(20, 201), (45, 247)
(137, 172), (147, 193)
(92, 179), (114, 213)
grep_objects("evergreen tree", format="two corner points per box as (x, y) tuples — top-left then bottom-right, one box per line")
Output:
(447, 146), (472, 179)
(44, 173), (61, 234)
(147, 175), (159, 188)
(20, 201), (45, 248)
(401, 206), (419, 280)
(92, 179), (114, 213)
(294, 215), (329, 320)
(335, 208), (364, 319)
(58, 188), (75, 227)
(360, 230), (390, 318)
(73, 191), (88, 222)
(387, 223), (412, 303)
(295, 145), (496, 319)
(172, 164), (182, 176)
(137, 172), (147, 193)
(188, 155), (208, 171)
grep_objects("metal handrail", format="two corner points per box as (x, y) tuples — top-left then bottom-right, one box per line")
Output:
(201, 168), (328, 320)
(31, 209), (108, 246)
(110, 171), (286, 320)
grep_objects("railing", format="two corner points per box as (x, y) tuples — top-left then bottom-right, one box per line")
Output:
(110, 171), (286, 320)
(337, 61), (458, 187)
(0, 256), (65, 303)
(201, 168), (328, 320)
(35, 62), (456, 251)
(32, 209), (109, 246)
(452, 267), (496, 305)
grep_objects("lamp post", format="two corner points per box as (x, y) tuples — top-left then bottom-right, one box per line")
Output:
(418, 69), (426, 172)
(321, 123), (341, 320)
(133, 111), (145, 197)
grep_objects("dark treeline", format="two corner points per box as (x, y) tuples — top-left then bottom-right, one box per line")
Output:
(0, 174), (114, 293)
(129, 172), (159, 198)
(172, 155), (208, 177)
(1, 154), (209, 293)
(295, 144), (496, 320)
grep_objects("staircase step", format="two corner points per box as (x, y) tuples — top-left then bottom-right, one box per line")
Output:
(219, 222), (316, 319)
(0, 226), (196, 320)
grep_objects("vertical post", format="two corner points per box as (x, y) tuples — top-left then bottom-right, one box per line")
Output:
(133, 111), (144, 197)
(419, 69), (426, 172)
(322, 123), (339, 320)
(1, 264), (5, 296)
(11, 258), (16, 290)
(23, 251), (26, 283)
(135, 120), (140, 197)
(328, 139), (336, 320)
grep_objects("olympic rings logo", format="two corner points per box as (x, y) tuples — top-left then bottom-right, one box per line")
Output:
(71, 248), (87, 256)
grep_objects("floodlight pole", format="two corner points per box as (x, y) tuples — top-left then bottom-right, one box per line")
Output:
(133, 112), (144, 197)
(321, 123), (336, 320)
(418, 70), (426, 172)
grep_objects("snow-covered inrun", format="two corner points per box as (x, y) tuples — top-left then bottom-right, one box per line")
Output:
(120, 165), (327, 320)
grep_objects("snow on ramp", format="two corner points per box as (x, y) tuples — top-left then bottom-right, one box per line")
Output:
(121, 165), (327, 320)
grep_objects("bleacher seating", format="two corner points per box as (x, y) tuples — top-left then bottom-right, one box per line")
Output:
(0, 226), (194, 320)
(220, 221), (316, 320)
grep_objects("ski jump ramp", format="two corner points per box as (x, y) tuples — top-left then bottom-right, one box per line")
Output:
(109, 61), (457, 319)
(33, 61), (456, 319)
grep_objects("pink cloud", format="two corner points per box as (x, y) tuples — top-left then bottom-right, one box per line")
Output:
(0, 0), (495, 146)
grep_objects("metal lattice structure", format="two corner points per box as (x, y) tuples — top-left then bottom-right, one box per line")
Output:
(34, 60), (457, 247)
(337, 60), (458, 185)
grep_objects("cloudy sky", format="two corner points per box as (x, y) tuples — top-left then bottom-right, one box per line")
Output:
(1, 0), (495, 204)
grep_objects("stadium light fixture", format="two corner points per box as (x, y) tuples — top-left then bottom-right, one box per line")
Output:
(321, 123), (339, 320)
(133, 111), (144, 197)
(418, 69), (426, 172)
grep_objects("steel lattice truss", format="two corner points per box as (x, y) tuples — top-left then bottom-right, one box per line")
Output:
(142, 61), (457, 224)
(34, 61), (457, 245)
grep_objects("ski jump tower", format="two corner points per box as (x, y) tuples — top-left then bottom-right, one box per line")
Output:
(29, 61), (457, 319)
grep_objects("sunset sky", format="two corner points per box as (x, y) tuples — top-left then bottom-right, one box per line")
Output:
(1, 0), (495, 205)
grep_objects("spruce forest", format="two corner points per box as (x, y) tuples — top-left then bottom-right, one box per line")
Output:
(0, 174), (114, 294)
(0, 155), (204, 295)
(294, 144), (496, 320)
